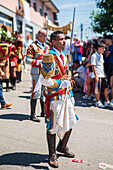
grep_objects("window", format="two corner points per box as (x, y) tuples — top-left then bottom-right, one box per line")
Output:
(33, 0), (37, 11)
(25, 25), (33, 39)
(39, 6), (43, 16)
(48, 13), (51, 21)
(44, 10), (47, 18)
(17, 20), (22, 33)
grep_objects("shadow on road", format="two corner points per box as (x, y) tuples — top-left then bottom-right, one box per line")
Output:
(23, 90), (32, 94)
(0, 152), (49, 169)
(0, 113), (29, 121)
(18, 95), (30, 99)
(74, 93), (95, 107)
(74, 93), (113, 110)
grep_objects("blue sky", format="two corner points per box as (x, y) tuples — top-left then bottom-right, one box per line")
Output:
(52, 0), (101, 41)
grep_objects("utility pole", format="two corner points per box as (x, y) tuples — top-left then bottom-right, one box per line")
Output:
(80, 23), (83, 41)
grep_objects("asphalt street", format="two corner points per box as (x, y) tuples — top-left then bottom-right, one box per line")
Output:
(0, 66), (113, 170)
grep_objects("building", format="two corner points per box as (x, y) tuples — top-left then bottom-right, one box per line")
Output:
(0, 0), (59, 40)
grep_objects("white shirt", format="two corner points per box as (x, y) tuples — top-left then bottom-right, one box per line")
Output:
(76, 65), (86, 81)
(91, 51), (105, 78)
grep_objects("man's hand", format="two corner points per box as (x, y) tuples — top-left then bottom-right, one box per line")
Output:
(62, 75), (71, 81)
(0, 71), (5, 79)
(60, 79), (71, 89)
(95, 76), (99, 82)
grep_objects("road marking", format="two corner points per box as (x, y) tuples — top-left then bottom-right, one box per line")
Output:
(99, 163), (113, 169)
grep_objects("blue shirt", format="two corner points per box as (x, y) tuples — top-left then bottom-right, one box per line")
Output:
(105, 45), (113, 64)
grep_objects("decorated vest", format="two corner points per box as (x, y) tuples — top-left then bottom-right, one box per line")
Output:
(16, 38), (23, 60)
(41, 48), (73, 118)
(0, 42), (10, 61)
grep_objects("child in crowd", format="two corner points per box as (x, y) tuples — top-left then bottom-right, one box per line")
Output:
(71, 60), (86, 92)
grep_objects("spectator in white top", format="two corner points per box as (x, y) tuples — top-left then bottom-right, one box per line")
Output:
(71, 60), (86, 90)
(26, 34), (33, 50)
(91, 41), (111, 108)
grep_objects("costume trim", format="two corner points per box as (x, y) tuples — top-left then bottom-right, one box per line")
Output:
(42, 54), (54, 63)
(41, 66), (54, 79)
(27, 54), (33, 58)
(47, 79), (59, 88)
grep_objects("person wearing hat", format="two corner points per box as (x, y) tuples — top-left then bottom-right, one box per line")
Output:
(104, 35), (113, 107)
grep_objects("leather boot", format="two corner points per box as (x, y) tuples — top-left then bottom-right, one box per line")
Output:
(19, 71), (22, 82)
(30, 99), (40, 122)
(6, 79), (11, 92)
(47, 134), (58, 168)
(16, 71), (20, 83)
(12, 77), (16, 90)
(40, 98), (44, 117)
(57, 129), (75, 158)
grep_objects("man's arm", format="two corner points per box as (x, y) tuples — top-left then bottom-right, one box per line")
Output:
(105, 46), (111, 57)
(26, 44), (43, 65)
(0, 68), (5, 79)
(105, 51), (111, 57)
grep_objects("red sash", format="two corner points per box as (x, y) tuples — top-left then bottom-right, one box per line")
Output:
(53, 54), (65, 76)
(43, 89), (65, 119)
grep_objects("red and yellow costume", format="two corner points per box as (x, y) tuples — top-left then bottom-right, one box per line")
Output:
(40, 47), (78, 138)
(9, 44), (17, 89)
(16, 38), (23, 82)
(0, 41), (10, 80)
(26, 40), (49, 118)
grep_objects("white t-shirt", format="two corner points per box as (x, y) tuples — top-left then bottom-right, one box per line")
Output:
(91, 51), (105, 78)
(76, 65), (86, 81)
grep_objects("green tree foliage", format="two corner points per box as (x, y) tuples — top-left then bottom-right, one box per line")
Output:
(90, 0), (113, 34)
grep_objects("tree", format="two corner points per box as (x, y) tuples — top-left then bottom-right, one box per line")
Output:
(90, 0), (113, 34)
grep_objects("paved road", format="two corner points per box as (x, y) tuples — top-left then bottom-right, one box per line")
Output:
(0, 67), (113, 170)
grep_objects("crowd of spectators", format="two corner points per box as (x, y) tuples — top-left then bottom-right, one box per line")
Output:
(67, 35), (113, 108)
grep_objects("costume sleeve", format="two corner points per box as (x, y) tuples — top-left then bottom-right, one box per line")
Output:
(40, 54), (61, 89)
(26, 44), (42, 65)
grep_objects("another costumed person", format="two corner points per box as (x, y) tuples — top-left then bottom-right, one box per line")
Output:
(9, 43), (17, 90)
(16, 34), (23, 83)
(0, 35), (10, 92)
(26, 29), (49, 122)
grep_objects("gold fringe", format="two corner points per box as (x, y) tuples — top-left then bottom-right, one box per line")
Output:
(42, 54), (54, 63)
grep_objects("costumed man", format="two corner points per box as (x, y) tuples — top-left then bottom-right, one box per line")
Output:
(0, 35), (10, 92)
(40, 31), (78, 168)
(26, 29), (49, 122)
(9, 42), (17, 90)
(16, 33), (23, 83)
